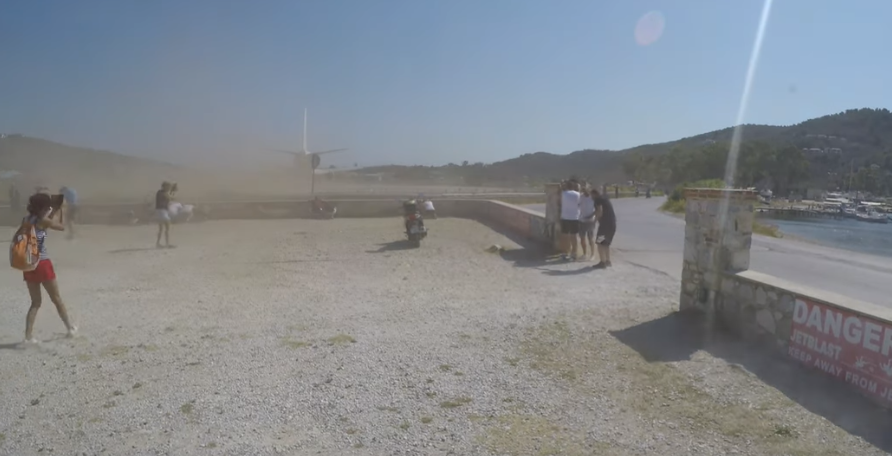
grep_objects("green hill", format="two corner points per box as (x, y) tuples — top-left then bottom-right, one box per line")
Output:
(363, 108), (892, 195)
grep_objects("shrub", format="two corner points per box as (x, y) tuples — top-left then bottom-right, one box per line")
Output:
(662, 179), (727, 213)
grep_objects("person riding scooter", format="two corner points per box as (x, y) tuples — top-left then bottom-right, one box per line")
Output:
(402, 199), (424, 233)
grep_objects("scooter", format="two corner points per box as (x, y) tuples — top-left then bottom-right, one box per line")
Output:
(402, 200), (428, 247)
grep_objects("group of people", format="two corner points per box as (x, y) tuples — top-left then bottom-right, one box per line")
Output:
(11, 181), (183, 344)
(558, 179), (617, 269)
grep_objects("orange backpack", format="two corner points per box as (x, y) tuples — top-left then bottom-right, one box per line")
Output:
(9, 218), (40, 271)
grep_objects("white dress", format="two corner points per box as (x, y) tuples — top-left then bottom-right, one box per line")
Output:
(168, 202), (194, 222)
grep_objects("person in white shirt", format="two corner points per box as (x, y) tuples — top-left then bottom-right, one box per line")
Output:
(578, 186), (596, 259)
(422, 199), (437, 219)
(558, 180), (581, 260)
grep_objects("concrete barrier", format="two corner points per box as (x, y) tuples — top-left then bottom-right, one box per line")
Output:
(0, 197), (558, 250)
(681, 188), (892, 409)
(0, 192), (545, 209)
(469, 199), (553, 246)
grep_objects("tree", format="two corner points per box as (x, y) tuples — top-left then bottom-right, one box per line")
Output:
(735, 141), (774, 187)
(771, 145), (809, 195)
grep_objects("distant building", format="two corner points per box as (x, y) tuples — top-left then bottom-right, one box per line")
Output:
(802, 147), (843, 155)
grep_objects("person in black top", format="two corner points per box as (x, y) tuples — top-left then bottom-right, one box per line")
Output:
(590, 188), (616, 269)
(155, 182), (173, 248)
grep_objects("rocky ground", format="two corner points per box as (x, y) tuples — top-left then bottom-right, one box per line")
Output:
(0, 218), (889, 456)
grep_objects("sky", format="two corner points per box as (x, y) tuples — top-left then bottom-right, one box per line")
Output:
(1, 0), (891, 168)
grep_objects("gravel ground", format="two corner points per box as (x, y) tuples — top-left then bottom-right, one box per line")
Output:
(0, 218), (888, 456)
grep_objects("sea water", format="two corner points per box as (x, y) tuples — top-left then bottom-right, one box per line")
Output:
(761, 216), (892, 258)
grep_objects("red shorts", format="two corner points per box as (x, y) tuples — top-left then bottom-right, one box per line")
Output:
(23, 259), (56, 283)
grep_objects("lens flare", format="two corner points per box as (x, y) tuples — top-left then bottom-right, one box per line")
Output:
(634, 11), (665, 46)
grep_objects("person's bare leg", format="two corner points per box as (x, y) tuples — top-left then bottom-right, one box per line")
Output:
(596, 244), (608, 265)
(605, 245), (612, 267)
(43, 279), (76, 335)
(24, 282), (42, 342)
(164, 222), (170, 246)
(579, 235), (587, 258)
(156, 223), (163, 247)
(587, 234), (595, 259)
(570, 235), (579, 259)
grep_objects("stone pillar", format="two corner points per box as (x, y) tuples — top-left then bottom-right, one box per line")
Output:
(544, 183), (562, 250)
(680, 188), (756, 313)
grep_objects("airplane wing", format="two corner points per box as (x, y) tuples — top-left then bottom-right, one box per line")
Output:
(267, 148), (302, 156)
(313, 148), (348, 155)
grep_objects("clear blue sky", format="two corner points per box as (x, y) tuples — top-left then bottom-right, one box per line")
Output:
(1, 0), (890, 168)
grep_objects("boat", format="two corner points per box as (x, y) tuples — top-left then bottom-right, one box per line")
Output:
(854, 206), (889, 224)
(857, 212), (888, 223)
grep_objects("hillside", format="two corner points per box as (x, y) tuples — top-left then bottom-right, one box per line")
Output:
(0, 135), (306, 202)
(624, 108), (892, 159)
(0, 134), (179, 176)
(622, 108), (892, 193)
(0, 135), (189, 200)
(4, 107), (892, 200)
(362, 108), (892, 192)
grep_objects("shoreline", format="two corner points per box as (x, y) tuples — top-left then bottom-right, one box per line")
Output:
(757, 215), (892, 259)
(660, 208), (842, 249)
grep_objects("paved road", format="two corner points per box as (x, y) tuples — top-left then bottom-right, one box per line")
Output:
(526, 198), (892, 307)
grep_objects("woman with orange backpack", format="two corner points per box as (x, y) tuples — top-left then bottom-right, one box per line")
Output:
(16, 193), (77, 344)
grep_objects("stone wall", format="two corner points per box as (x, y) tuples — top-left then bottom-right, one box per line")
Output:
(681, 187), (892, 409)
(680, 188), (756, 313)
(717, 270), (892, 407)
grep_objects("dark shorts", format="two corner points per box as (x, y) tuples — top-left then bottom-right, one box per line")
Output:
(596, 224), (616, 246)
(560, 219), (579, 235)
(23, 259), (56, 283)
(579, 220), (596, 237)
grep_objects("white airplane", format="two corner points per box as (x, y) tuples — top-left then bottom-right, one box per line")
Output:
(267, 109), (348, 172)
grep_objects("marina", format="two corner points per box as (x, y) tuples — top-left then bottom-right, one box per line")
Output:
(756, 192), (890, 225)
(757, 212), (892, 258)
(757, 206), (847, 221)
